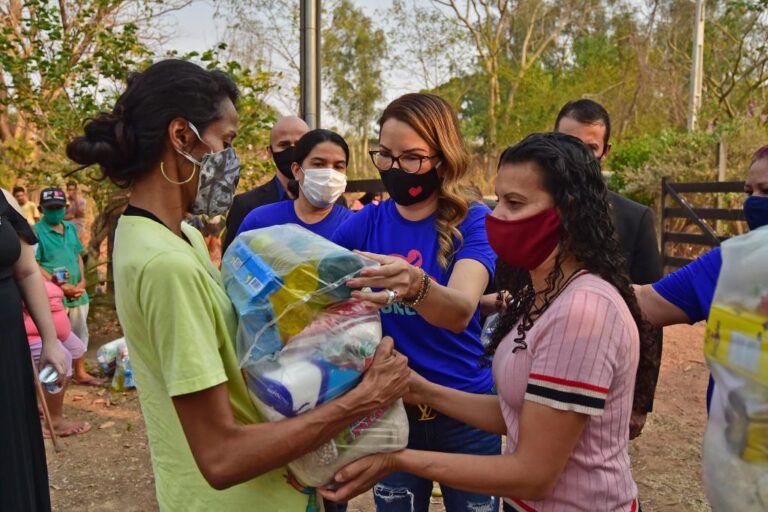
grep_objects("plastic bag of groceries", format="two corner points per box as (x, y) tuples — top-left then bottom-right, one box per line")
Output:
(96, 338), (136, 391)
(96, 337), (128, 374)
(222, 224), (409, 487)
(702, 225), (768, 511)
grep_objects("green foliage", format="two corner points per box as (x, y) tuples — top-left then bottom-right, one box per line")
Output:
(322, 0), (387, 177)
(2, 0), (767, 208)
(607, 117), (767, 205)
(397, 0), (768, 193)
(0, 1), (278, 202)
(168, 45), (279, 190)
(0, 0), (155, 200)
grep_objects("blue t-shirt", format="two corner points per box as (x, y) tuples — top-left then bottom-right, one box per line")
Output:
(652, 247), (722, 323)
(653, 247), (724, 412)
(237, 200), (352, 239)
(331, 200), (495, 393)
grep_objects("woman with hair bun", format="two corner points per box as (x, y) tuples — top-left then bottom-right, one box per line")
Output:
(67, 59), (409, 511)
(323, 133), (646, 512)
(331, 93), (499, 512)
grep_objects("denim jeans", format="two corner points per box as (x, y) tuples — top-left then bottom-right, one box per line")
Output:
(323, 498), (347, 512)
(373, 402), (501, 512)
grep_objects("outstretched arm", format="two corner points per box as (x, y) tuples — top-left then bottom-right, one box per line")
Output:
(320, 401), (587, 502)
(347, 254), (489, 334)
(633, 284), (690, 327)
(406, 371), (505, 435)
(173, 338), (410, 490)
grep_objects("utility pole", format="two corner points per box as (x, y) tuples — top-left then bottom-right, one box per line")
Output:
(687, 0), (705, 131)
(300, 0), (321, 129)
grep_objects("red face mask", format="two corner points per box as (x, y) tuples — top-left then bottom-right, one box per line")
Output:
(485, 208), (561, 270)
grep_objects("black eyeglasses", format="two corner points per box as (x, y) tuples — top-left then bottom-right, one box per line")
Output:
(369, 150), (439, 174)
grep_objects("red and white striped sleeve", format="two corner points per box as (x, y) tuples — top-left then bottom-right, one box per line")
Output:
(525, 288), (623, 416)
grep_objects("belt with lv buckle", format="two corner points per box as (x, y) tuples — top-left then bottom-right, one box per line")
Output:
(405, 403), (438, 422)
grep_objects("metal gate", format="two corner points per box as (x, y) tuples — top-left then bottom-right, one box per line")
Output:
(660, 178), (746, 271)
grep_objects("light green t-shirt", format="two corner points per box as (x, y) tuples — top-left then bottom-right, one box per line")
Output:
(113, 214), (313, 511)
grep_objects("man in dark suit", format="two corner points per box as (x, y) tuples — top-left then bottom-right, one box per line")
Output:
(223, 115), (310, 252)
(555, 99), (663, 439)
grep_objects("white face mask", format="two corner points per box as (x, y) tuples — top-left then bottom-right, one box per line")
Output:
(299, 168), (347, 208)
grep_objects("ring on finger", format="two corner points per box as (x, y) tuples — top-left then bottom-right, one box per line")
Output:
(384, 289), (397, 306)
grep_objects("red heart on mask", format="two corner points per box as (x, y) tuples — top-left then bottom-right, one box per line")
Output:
(408, 186), (423, 197)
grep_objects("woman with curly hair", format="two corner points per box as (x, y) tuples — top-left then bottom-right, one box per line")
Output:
(331, 93), (499, 512)
(324, 132), (651, 511)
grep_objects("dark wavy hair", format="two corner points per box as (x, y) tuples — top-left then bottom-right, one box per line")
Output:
(67, 59), (239, 187)
(485, 133), (653, 392)
(293, 129), (350, 166)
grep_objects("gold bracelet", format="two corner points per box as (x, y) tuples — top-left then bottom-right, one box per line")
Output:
(400, 268), (431, 307)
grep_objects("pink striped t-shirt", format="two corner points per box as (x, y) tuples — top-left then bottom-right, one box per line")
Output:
(492, 273), (639, 512)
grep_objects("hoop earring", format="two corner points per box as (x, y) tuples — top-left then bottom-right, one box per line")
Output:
(161, 161), (197, 185)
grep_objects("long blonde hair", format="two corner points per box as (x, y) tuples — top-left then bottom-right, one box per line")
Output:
(378, 93), (474, 269)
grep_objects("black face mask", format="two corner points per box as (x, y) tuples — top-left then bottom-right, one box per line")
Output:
(379, 167), (440, 206)
(272, 147), (295, 180)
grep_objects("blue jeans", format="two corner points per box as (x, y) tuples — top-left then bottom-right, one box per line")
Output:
(323, 498), (347, 512)
(374, 402), (501, 512)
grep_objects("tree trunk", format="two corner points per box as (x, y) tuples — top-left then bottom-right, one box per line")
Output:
(87, 189), (130, 295)
(486, 71), (499, 179)
(361, 132), (369, 177)
(350, 142), (359, 179)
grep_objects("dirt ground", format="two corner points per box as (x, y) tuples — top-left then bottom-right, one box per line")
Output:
(46, 306), (712, 511)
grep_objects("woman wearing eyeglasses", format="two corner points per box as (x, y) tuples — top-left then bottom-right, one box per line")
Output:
(331, 93), (498, 512)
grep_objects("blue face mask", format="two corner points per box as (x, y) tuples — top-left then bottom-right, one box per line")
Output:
(744, 195), (768, 230)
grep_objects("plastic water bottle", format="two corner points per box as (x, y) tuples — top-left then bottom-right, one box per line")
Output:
(111, 359), (125, 391)
(481, 313), (500, 347)
(39, 365), (62, 394)
(123, 357), (135, 389)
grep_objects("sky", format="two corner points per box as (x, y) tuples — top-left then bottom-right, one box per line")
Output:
(160, 0), (417, 121)
(166, 0), (387, 52)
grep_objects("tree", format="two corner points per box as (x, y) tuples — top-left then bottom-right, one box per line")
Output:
(0, 0), (172, 187)
(322, 0), (387, 177)
(187, 47), (280, 191)
(386, 0), (473, 91)
(432, 0), (590, 177)
(701, 1), (768, 123)
(216, 0), (301, 113)
(0, 1), (277, 288)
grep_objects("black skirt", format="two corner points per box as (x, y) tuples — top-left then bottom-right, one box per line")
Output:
(0, 192), (51, 511)
(0, 276), (51, 511)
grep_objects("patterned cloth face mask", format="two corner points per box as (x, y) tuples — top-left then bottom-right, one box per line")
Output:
(175, 122), (241, 217)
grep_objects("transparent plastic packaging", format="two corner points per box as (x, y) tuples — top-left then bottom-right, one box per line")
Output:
(96, 337), (127, 373)
(702, 225), (768, 511)
(222, 225), (409, 487)
(96, 337), (136, 390)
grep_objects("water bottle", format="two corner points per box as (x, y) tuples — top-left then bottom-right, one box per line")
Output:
(112, 357), (126, 391)
(123, 357), (135, 389)
(39, 365), (63, 394)
(481, 313), (500, 347)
